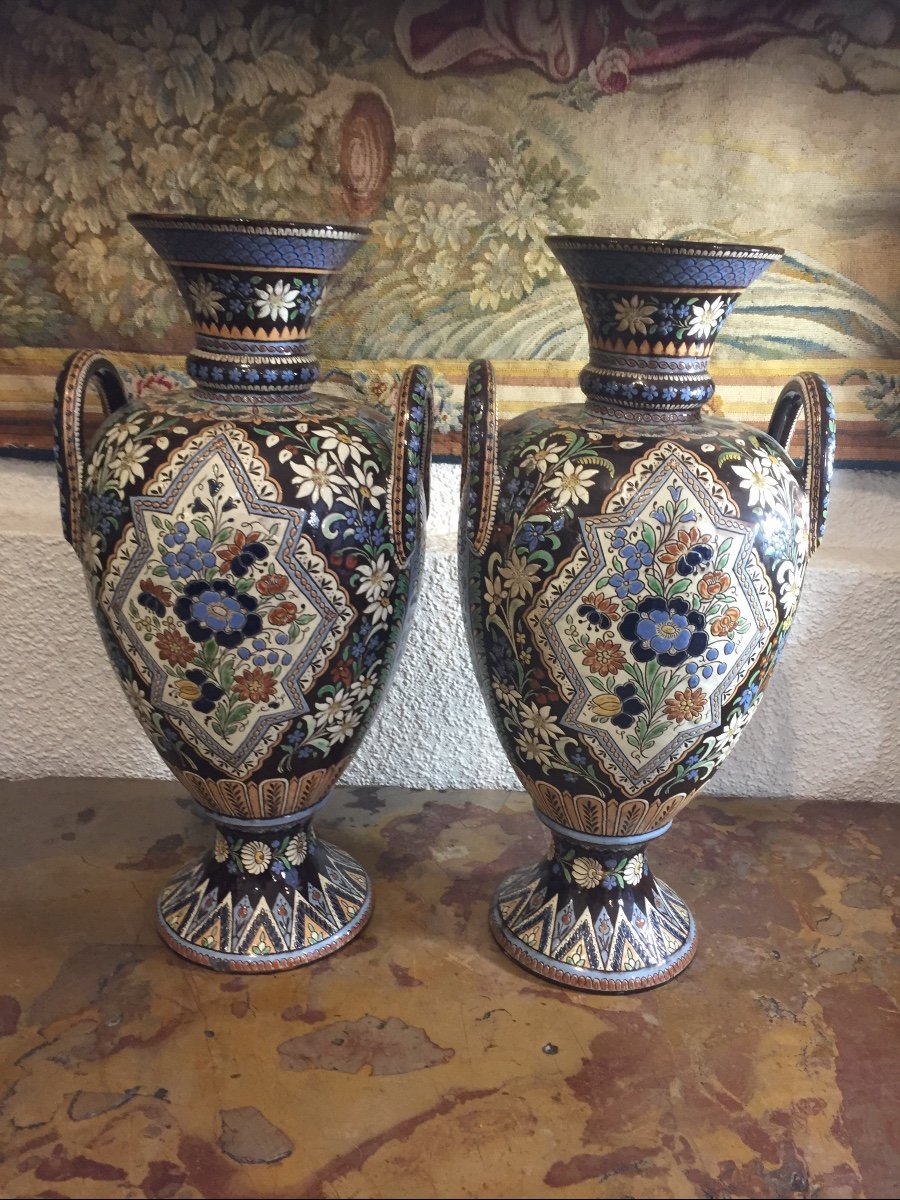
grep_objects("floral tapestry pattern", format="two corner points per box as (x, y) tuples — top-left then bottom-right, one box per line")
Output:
(1, 0), (899, 460)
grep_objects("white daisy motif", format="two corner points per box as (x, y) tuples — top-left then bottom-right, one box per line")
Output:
(328, 710), (362, 743)
(350, 673), (379, 699)
(291, 453), (344, 506)
(731, 454), (779, 509)
(623, 854), (644, 886)
(82, 529), (103, 574)
(109, 442), (150, 487)
(283, 832), (308, 866)
(357, 555), (394, 602)
(254, 279), (300, 323)
(571, 857), (605, 888)
(213, 832), (229, 863)
(515, 730), (554, 768)
(777, 559), (802, 615)
(365, 594), (394, 627)
(523, 440), (564, 474)
(716, 710), (751, 756)
(188, 276), (225, 321)
(240, 840), (272, 874)
(519, 701), (563, 743)
(349, 463), (387, 508)
(315, 688), (354, 725)
(613, 295), (656, 335)
(687, 296), (726, 340)
(317, 426), (368, 465)
(547, 461), (598, 507)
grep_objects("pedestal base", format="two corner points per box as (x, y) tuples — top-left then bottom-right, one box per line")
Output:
(490, 817), (696, 992)
(156, 815), (371, 973)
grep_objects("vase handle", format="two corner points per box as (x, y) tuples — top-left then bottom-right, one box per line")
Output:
(767, 372), (836, 556)
(54, 350), (129, 551)
(389, 363), (433, 568)
(461, 359), (500, 556)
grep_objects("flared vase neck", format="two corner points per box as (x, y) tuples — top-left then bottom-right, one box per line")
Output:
(130, 214), (369, 401)
(546, 236), (783, 421)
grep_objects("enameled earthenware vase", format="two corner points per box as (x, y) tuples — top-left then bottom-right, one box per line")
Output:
(460, 236), (835, 991)
(54, 214), (432, 972)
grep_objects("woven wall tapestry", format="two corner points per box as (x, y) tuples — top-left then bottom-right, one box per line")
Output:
(1, 0), (898, 463)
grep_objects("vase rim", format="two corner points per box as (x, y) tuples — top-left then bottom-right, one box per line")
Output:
(128, 212), (371, 239)
(545, 234), (783, 259)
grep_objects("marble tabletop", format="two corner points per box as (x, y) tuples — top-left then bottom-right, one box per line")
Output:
(0, 779), (896, 1199)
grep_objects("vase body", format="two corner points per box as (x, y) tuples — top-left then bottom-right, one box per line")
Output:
(461, 236), (835, 991)
(55, 214), (432, 972)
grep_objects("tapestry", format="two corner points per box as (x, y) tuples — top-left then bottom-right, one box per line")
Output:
(1, 0), (898, 463)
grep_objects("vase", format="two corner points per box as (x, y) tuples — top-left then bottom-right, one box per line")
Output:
(54, 214), (432, 972)
(460, 236), (835, 991)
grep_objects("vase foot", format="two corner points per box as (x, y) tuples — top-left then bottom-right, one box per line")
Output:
(490, 823), (696, 992)
(156, 818), (371, 973)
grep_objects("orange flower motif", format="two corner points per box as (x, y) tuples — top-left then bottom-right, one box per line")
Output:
(698, 571), (731, 599)
(217, 530), (263, 568)
(580, 592), (620, 621)
(660, 527), (711, 565)
(582, 637), (626, 676)
(155, 628), (195, 667)
(268, 601), (298, 626)
(258, 573), (289, 596)
(139, 578), (172, 606)
(234, 666), (277, 703)
(664, 687), (706, 722)
(711, 607), (741, 636)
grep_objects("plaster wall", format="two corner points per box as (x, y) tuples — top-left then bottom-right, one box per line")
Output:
(2, 459), (897, 801)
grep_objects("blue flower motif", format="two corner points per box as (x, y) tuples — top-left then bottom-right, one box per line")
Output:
(675, 543), (713, 577)
(162, 537), (216, 579)
(246, 369), (260, 383)
(674, 303), (691, 322)
(517, 522), (544, 551)
(211, 366), (225, 382)
(738, 682), (759, 712)
(624, 540), (652, 570)
(281, 369), (295, 383)
(662, 387), (678, 402)
(174, 579), (262, 648)
(683, 752), (702, 781)
(609, 568), (644, 598)
(263, 369), (278, 383)
(610, 526), (628, 550)
(620, 597), (708, 667)
(87, 492), (125, 536)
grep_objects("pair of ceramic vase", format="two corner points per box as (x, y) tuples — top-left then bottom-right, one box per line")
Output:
(55, 215), (834, 990)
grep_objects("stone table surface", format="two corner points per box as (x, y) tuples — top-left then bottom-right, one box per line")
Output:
(0, 780), (897, 1200)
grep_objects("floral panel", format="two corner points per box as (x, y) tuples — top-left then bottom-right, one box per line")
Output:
(101, 428), (352, 776)
(525, 443), (780, 794)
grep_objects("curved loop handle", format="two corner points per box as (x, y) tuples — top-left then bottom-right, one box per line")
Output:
(388, 363), (433, 569)
(54, 350), (129, 550)
(766, 372), (836, 556)
(461, 359), (500, 556)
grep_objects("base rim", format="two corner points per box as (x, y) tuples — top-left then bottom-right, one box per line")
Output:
(489, 902), (696, 992)
(157, 884), (373, 974)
